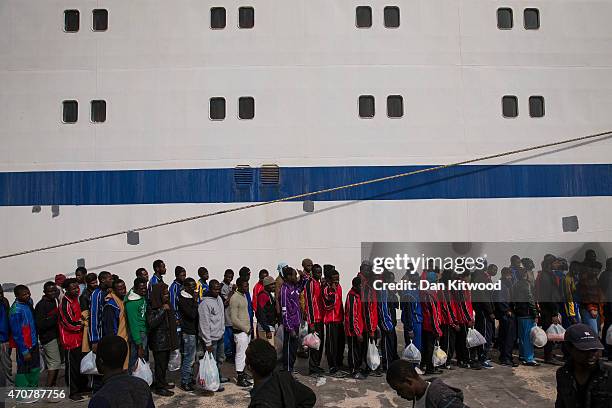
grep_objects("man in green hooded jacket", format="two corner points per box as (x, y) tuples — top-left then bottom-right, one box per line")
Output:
(125, 277), (148, 372)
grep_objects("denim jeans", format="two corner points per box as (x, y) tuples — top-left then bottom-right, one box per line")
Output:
(518, 317), (536, 363)
(580, 307), (599, 336)
(224, 326), (235, 358)
(129, 332), (148, 374)
(180, 334), (197, 385)
(207, 339), (225, 378)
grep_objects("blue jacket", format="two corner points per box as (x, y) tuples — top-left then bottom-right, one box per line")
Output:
(9, 300), (37, 356)
(401, 289), (423, 332)
(246, 292), (254, 328)
(147, 274), (164, 298)
(102, 297), (121, 337)
(377, 289), (395, 332)
(0, 300), (9, 343)
(169, 280), (182, 323)
(89, 287), (105, 344)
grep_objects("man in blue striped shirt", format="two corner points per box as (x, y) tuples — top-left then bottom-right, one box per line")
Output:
(169, 266), (186, 334)
(89, 271), (112, 353)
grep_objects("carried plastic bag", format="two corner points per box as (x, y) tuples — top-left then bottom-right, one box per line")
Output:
(530, 326), (548, 348)
(80, 351), (100, 375)
(432, 342), (448, 367)
(546, 324), (566, 342)
(402, 340), (421, 363)
(197, 352), (220, 392)
(275, 325), (284, 359)
(298, 322), (309, 348)
(168, 349), (181, 371)
(132, 357), (153, 386)
(606, 325), (612, 346)
(302, 332), (321, 350)
(366, 339), (380, 370)
(466, 328), (487, 348)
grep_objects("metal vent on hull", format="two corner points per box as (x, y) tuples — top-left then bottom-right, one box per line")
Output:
(260, 165), (280, 185)
(234, 165), (254, 186)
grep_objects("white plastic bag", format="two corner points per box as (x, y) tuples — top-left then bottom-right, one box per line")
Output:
(402, 340), (421, 363)
(366, 339), (380, 371)
(606, 325), (612, 346)
(432, 342), (447, 367)
(168, 349), (181, 371)
(546, 324), (566, 342)
(298, 322), (309, 349)
(302, 333), (321, 350)
(466, 328), (487, 348)
(197, 352), (220, 392)
(275, 325), (284, 359)
(530, 326), (548, 348)
(80, 351), (100, 375)
(132, 357), (153, 386)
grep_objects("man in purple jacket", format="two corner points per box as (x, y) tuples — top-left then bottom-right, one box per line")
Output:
(280, 266), (309, 373)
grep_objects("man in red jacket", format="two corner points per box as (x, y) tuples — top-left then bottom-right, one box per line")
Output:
(323, 266), (344, 376)
(357, 261), (381, 377)
(420, 269), (443, 375)
(345, 277), (366, 379)
(59, 278), (87, 401)
(304, 264), (325, 376)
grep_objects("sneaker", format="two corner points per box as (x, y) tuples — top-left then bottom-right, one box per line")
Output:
(457, 361), (469, 369)
(179, 383), (194, 392)
(328, 367), (339, 375)
(370, 369), (383, 377)
(220, 376), (230, 383)
(216, 385), (225, 392)
(481, 361), (494, 369)
(237, 375), (252, 388)
(415, 367), (425, 375)
(153, 388), (174, 397)
(69, 395), (85, 402)
(470, 362), (483, 370)
(444, 365), (455, 370)
(352, 372), (366, 380)
(161, 382), (175, 390)
(523, 361), (540, 367)
(544, 358), (563, 366)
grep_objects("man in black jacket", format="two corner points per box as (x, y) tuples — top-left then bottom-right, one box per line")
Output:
(247, 339), (316, 408)
(494, 268), (518, 367)
(177, 278), (198, 392)
(34, 281), (60, 387)
(555, 324), (612, 408)
(536, 255), (564, 364)
(256, 276), (277, 346)
(471, 264), (497, 368)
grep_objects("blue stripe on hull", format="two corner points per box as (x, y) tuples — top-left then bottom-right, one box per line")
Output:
(0, 164), (611, 206)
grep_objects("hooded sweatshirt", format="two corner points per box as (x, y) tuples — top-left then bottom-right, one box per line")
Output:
(198, 292), (225, 346)
(177, 290), (198, 335)
(249, 369), (316, 408)
(124, 289), (147, 345)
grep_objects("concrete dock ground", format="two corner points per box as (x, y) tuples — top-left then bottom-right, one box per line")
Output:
(32, 348), (559, 408)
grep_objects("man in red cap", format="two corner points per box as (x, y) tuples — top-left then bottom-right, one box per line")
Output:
(555, 323), (612, 407)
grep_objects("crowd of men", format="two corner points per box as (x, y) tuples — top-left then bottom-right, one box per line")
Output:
(0, 250), (611, 407)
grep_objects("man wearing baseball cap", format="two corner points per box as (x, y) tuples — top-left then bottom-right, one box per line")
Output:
(555, 324), (612, 408)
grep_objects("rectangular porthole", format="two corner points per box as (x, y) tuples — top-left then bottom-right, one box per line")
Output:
(91, 100), (106, 123)
(211, 7), (226, 29)
(210, 97), (226, 120)
(239, 7), (254, 29)
(497, 8), (513, 29)
(92, 9), (108, 31)
(387, 95), (403, 118)
(502, 95), (518, 118)
(62, 100), (78, 123)
(524, 8), (540, 30)
(359, 95), (375, 118)
(356, 6), (372, 28)
(64, 10), (80, 32)
(384, 6), (400, 28)
(238, 97), (255, 119)
(529, 96), (545, 117)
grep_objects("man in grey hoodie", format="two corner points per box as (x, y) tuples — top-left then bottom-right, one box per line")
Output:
(199, 279), (228, 391)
